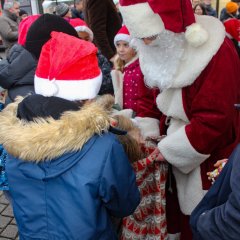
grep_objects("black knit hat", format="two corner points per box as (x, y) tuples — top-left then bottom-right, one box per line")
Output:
(25, 14), (78, 59)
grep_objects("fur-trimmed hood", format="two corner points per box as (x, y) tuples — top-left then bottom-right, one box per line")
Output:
(0, 98), (110, 162)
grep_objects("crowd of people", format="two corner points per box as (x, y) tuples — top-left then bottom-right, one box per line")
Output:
(0, 0), (239, 239)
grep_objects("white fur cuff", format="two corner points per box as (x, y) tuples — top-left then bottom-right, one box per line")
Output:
(158, 126), (210, 174)
(134, 117), (160, 139)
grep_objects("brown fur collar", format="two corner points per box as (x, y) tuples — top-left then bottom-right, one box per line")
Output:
(0, 97), (110, 162)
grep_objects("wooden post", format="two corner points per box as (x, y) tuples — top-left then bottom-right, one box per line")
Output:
(216, 0), (220, 17)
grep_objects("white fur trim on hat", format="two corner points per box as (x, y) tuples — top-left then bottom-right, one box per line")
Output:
(34, 72), (102, 101)
(119, 2), (164, 39)
(185, 23), (209, 48)
(74, 26), (94, 42)
(114, 33), (131, 46)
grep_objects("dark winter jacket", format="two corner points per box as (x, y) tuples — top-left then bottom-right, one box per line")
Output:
(0, 44), (37, 105)
(204, 4), (217, 17)
(0, 10), (18, 56)
(0, 97), (140, 240)
(97, 51), (113, 95)
(71, 8), (84, 20)
(220, 8), (240, 22)
(83, 0), (121, 60)
(190, 144), (240, 240)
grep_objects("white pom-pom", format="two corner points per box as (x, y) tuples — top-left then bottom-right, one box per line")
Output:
(41, 80), (59, 97)
(185, 23), (209, 47)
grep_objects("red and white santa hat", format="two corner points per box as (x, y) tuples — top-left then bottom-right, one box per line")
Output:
(34, 31), (102, 101)
(224, 18), (240, 44)
(119, 0), (209, 47)
(69, 18), (94, 42)
(114, 25), (131, 46)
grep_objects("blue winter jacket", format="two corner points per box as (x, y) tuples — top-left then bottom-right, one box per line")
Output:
(190, 144), (240, 240)
(0, 100), (140, 240)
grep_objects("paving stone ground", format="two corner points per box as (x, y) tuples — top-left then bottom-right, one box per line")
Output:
(0, 191), (18, 240)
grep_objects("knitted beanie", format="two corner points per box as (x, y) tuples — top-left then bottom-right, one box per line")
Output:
(226, 2), (239, 13)
(25, 14), (78, 59)
(55, 3), (69, 17)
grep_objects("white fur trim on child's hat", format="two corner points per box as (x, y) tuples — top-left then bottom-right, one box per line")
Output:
(34, 31), (102, 101)
(114, 33), (131, 46)
(34, 73), (102, 101)
(74, 26), (94, 42)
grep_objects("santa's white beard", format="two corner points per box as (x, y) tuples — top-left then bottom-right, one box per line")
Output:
(132, 30), (185, 90)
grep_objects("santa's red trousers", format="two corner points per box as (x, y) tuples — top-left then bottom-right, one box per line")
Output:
(166, 169), (193, 240)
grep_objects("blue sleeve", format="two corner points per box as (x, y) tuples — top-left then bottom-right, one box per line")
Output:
(196, 145), (240, 240)
(99, 137), (140, 218)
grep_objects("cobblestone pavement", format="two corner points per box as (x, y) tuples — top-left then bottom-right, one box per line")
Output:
(0, 191), (18, 240)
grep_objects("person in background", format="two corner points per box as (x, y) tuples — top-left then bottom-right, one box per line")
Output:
(0, 0), (20, 56)
(0, 14), (79, 105)
(19, 9), (28, 21)
(222, 1), (239, 21)
(71, 0), (84, 19)
(0, 31), (140, 239)
(192, 0), (201, 8)
(224, 18), (240, 56)
(220, 0), (240, 22)
(83, 0), (122, 61)
(42, 0), (56, 14)
(113, 0), (123, 23)
(194, 3), (207, 15)
(55, 3), (72, 20)
(69, 18), (114, 95)
(203, 0), (217, 17)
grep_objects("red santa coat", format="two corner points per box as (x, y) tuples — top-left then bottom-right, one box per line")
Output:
(154, 16), (240, 215)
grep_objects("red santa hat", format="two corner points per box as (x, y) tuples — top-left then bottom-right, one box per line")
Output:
(119, 0), (209, 47)
(69, 18), (94, 42)
(18, 14), (40, 46)
(34, 31), (102, 101)
(114, 25), (131, 46)
(224, 18), (240, 43)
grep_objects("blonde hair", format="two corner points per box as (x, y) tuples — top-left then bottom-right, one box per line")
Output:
(113, 45), (137, 72)
(113, 54), (125, 73)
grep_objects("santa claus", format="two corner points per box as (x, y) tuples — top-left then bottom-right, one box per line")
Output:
(119, 0), (240, 239)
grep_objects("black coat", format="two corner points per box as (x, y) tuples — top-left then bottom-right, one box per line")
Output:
(0, 44), (37, 104)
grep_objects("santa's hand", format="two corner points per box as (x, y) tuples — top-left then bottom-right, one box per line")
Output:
(150, 147), (166, 162)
